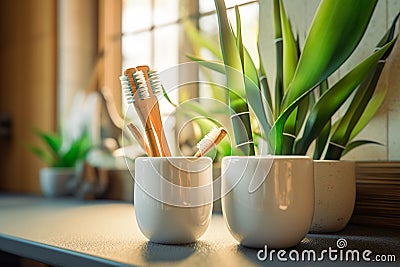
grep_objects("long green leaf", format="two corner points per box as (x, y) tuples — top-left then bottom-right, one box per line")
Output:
(349, 87), (387, 141)
(235, 6), (244, 69)
(326, 63), (385, 159)
(346, 12), (399, 142)
(278, 0), (301, 154)
(257, 0), (273, 118)
(282, 0), (378, 110)
(59, 134), (90, 167)
(377, 12), (399, 59)
(272, 0), (283, 117)
(214, 0), (254, 155)
(281, 113), (296, 154)
(36, 130), (62, 155)
(161, 85), (178, 108)
(60, 141), (80, 167)
(178, 100), (223, 118)
(186, 55), (226, 74)
(295, 97), (309, 135)
(214, 0), (243, 96)
(242, 48), (272, 138)
(184, 21), (222, 60)
(326, 24), (399, 159)
(279, 0), (298, 90)
(313, 121), (331, 159)
(184, 19), (229, 103)
(257, 43), (273, 121)
(232, 7), (271, 138)
(341, 140), (382, 157)
(77, 133), (91, 160)
(278, 40), (393, 156)
(312, 80), (330, 159)
(28, 146), (55, 166)
(185, 55), (228, 102)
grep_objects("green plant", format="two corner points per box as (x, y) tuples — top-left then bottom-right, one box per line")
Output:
(29, 130), (91, 168)
(188, 0), (399, 159)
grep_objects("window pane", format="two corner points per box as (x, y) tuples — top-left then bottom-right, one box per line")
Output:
(199, 3), (258, 65)
(121, 1), (192, 155)
(236, 3), (259, 66)
(224, 0), (255, 9)
(154, 0), (179, 26)
(122, 32), (151, 69)
(200, 0), (255, 14)
(199, 1), (215, 13)
(122, 0), (152, 32)
(154, 24), (179, 115)
(154, 25), (179, 69)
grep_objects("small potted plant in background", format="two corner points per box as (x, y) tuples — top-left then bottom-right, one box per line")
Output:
(29, 130), (91, 197)
(188, 0), (398, 244)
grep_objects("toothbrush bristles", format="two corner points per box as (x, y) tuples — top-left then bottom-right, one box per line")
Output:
(133, 70), (150, 100)
(196, 127), (225, 156)
(120, 75), (135, 104)
(197, 128), (217, 149)
(148, 69), (163, 97)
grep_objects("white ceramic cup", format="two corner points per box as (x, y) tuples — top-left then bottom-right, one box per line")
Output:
(134, 157), (213, 244)
(221, 156), (314, 249)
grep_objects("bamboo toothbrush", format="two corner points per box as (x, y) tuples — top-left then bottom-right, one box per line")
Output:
(127, 122), (152, 156)
(194, 127), (227, 157)
(137, 65), (172, 156)
(120, 68), (161, 156)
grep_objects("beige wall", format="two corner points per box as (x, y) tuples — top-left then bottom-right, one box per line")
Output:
(0, 0), (57, 193)
(57, 0), (98, 120)
(259, 0), (400, 160)
(0, 0), (122, 194)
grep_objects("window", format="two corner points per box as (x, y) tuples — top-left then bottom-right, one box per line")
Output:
(121, 0), (184, 152)
(197, 1), (258, 102)
(121, 1), (258, 155)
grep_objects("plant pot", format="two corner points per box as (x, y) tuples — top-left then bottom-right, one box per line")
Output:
(39, 167), (79, 197)
(310, 160), (356, 233)
(221, 156), (314, 249)
(134, 157), (213, 244)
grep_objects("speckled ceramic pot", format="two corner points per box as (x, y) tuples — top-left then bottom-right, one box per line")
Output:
(310, 160), (356, 233)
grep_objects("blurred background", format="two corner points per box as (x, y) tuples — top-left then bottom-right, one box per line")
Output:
(0, 0), (399, 198)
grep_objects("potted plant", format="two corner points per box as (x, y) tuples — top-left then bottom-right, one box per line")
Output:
(29, 130), (91, 197)
(188, 0), (399, 241)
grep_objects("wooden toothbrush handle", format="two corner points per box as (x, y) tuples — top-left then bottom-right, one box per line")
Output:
(150, 103), (171, 157)
(159, 126), (171, 156)
(134, 104), (161, 157)
(127, 123), (152, 156)
(136, 65), (171, 157)
(144, 121), (161, 157)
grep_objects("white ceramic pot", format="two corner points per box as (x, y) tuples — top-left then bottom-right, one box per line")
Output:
(221, 156), (314, 249)
(310, 160), (355, 233)
(134, 157), (213, 244)
(39, 167), (78, 197)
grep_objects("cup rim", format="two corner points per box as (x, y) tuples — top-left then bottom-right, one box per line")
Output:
(314, 159), (354, 163)
(136, 156), (212, 162)
(222, 155), (311, 162)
